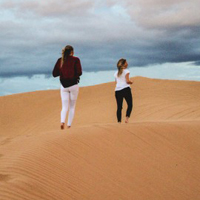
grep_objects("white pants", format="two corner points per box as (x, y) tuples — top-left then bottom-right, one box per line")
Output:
(60, 84), (79, 126)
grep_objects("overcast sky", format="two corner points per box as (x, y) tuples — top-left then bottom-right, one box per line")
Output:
(0, 0), (200, 77)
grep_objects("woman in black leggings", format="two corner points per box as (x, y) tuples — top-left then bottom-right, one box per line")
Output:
(114, 58), (133, 123)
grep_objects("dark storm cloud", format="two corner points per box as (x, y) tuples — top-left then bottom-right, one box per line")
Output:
(194, 61), (200, 66)
(0, 0), (200, 78)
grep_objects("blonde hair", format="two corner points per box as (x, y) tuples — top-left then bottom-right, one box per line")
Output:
(117, 58), (126, 77)
(60, 45), (74, 67)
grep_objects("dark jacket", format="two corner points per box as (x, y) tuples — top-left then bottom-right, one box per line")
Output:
(52, 56), (82, 87)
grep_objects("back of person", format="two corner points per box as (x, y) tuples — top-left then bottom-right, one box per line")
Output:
(114, 68), (130, 91)
(53, 51), (82, 88)
(56, 56), (81, 80)
(52, 45), (82, 130)
(114, 58), (133, 123)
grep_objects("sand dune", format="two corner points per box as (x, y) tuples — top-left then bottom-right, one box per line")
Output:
(0, 77), (200, 200)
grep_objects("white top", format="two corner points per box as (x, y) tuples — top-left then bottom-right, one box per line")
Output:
(114, 69), (130, 91)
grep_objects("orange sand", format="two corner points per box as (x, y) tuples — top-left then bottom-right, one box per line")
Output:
(0, 77), (200, 200)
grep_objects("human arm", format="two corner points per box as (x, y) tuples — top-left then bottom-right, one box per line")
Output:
(52, 58), (61, 77)
(74, 58), (82, 77)
(125, 73), (133, 84)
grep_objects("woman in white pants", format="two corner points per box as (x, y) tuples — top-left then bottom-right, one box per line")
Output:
(53, 45), (82, 129)
(60, 84), (79, 128)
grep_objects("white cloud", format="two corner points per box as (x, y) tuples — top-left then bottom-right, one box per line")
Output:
(1, 0), (94, 17)
(107, 0), (200, 28)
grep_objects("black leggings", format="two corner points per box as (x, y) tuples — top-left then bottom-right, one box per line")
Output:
(115, 87), (133, 122)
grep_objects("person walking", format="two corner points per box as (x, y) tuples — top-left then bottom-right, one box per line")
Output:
(114, 58), (133, 123)
(52, 45), (82, 129)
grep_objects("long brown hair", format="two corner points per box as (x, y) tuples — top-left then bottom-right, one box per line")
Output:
(117, 58), (126, 77)
(60, 45), (74, 67)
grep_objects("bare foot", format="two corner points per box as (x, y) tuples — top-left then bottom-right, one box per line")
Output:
(61, 123), (65, 130)
(125, 117), (129, 123)
(67, 126), (71, 129)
